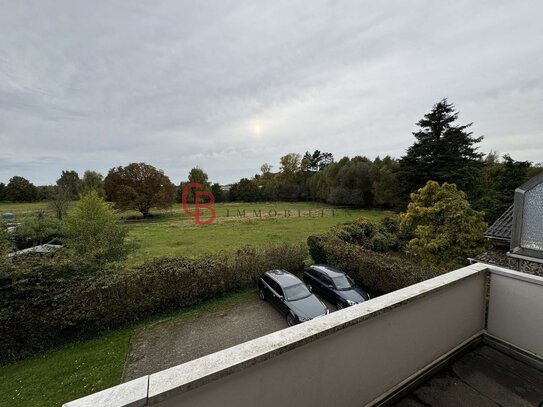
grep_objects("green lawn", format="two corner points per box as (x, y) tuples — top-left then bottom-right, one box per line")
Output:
(0, 329), (133, 407)
(0, 201), (53, 219)
(0, 290), (255, 407)
(124, 202), (388, 263)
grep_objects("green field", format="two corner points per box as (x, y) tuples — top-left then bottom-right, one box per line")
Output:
(1, 201), (388, 263)
(124, 202), (387, 262)
(0, 201), (53, 219)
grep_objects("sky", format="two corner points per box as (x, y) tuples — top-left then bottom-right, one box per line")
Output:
(1, 1), (542, 185)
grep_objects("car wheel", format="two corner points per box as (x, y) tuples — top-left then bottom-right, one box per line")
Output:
(336, 301), (344, 310)
(286, 314), (296, 327)
(259, 288), (266, 301)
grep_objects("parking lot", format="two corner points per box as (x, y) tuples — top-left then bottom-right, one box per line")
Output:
(123, 291), (336, 381)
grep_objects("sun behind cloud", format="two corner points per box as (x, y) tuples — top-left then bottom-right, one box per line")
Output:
(252, 122), (263, 136)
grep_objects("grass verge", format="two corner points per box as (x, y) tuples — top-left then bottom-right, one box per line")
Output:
(0, 290), (255, 407)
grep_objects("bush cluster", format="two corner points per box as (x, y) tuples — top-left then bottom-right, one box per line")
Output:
(0, 243), (306, 365)
(308, 216), (435, 295)
(328, 215), (408, 253)
(10, 213), (64, 249)
(320, 237), (435, 294)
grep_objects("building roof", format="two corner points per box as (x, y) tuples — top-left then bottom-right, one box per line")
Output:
(484, 204), (513, 241)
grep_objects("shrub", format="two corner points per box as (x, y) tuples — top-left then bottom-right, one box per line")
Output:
(62, 191), (134, 271)
(11, 212), (64, 249)
(329, 215), (407, 253)
(400, 181), (488, 269)
(331, 217), (375, 246)
(0, 243), (306, 364)
(307, 235), (328, 263)
(0, 220), (12, 272)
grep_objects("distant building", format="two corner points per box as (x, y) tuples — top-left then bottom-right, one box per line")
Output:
(473, 171), (543, 276)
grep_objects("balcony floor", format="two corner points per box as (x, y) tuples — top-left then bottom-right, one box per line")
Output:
(395, 345), (543, 407)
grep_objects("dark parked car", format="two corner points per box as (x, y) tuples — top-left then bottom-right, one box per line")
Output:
(258, 269), (329, 326)
(303, 264), (370, 309)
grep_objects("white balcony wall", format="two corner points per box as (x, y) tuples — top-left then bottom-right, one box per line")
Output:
(487, 268), (543, 358)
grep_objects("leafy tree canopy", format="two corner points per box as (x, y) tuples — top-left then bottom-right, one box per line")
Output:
(279, 153), (301, 178)
(5, 176), (37, 202)
(230, 178), (261, 202)
(210, 183), (224, 202)
(48, 186), (72, 220)
(301, 150), (334, 172)
(0, 182), (6, 201)
(176, 167), (211, 203)
(370, 156), (401, 208)
(81, 170), (105, 197)
(104, 163), (174, 217)
(56, 170), (81, 200)
(260, 163), (273, 176)
(188, 167), (209, 185)
(473, 153), (533, 222)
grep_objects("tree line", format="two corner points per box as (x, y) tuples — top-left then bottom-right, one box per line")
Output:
(0, 170), (104, 204)
(223, 99), (541, 222)
(1, 99), (540, 222)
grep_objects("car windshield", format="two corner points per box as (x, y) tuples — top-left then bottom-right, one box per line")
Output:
(333, 275), (354, 290)
(284, 283), (311, 301)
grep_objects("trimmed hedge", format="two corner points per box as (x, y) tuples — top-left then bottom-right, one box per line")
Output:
(329, 216), (407, 253)
(308, 216), (435, 294)
(0, 243), (306, 365)
(318, 237), (435, 294)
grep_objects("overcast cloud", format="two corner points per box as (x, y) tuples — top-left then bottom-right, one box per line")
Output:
(1, 0), (542, 185)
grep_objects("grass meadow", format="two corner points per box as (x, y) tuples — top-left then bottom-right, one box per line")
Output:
(1, 201), (388, 262)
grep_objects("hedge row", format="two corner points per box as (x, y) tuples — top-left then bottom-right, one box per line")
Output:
(0, 243), (306, 365)
(308, 217), (436, 294)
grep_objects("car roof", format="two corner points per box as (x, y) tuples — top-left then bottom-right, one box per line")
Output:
(265, 269), (302, 287)
(309, 264), (346, 278)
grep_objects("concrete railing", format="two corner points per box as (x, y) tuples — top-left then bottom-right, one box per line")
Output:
(64, 263), (543, 406)
(486, 266), (543, 360)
